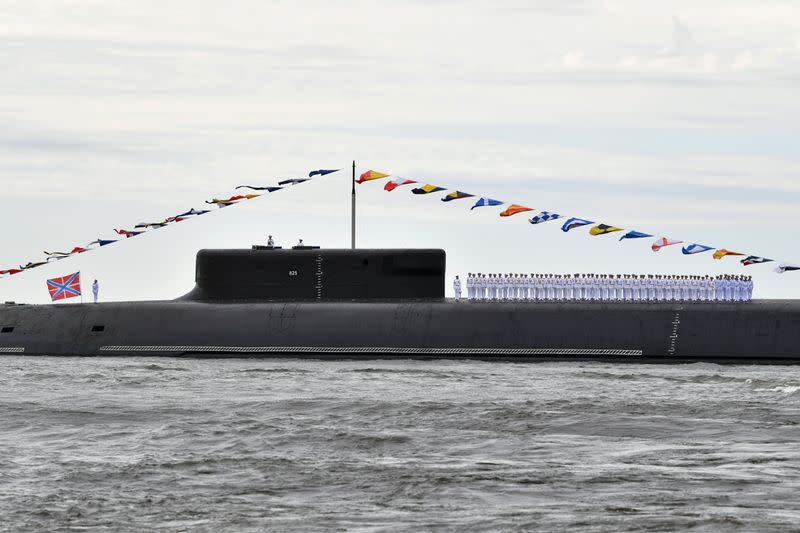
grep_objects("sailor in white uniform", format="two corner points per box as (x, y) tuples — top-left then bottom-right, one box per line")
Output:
(453, 275), (462, 301)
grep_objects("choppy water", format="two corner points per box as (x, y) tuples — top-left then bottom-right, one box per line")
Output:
(1, 358), (799, 532)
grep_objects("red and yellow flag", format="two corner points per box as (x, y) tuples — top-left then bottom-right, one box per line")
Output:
(411, 184), (446, 195)
(356, 170), (389, 184)
(713, 249), (744, 260)
(499, 204), (533, 217)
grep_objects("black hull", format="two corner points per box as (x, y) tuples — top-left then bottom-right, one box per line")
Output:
(2, 299), (799, 363)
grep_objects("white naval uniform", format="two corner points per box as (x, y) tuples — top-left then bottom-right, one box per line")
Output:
(453, 278), (461, 300)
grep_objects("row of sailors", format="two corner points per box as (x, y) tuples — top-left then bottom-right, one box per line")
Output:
(454, 274), (753, 302)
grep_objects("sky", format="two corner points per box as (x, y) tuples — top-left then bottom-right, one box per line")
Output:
(1, 0), (799, 303)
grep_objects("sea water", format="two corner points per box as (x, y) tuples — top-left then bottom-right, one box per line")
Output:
(1, 357), (799, 531)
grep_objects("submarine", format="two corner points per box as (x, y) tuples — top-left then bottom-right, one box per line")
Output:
(1, 245), (799, 363)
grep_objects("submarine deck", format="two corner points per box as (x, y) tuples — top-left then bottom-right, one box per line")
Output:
(1, 299), (798, 362)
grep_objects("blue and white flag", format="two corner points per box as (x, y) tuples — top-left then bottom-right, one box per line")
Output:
(278, 178), (310, 186)
(176, 208), (211, 217)
(87, 239), (117, 247)
(470, 197), (504, 210)
(308, 169), (340, 177)
(774, 263), (800, 274)
(619, 230), (653, 241)
(561, 217), (594, 232)
(529, 211), (561, 224)
(135, 221), (168, 229)
(682, 243), (714, 255)
(235, 185), (283, 192)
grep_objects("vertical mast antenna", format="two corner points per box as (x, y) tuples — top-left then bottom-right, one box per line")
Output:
(351, 160), (356, 249)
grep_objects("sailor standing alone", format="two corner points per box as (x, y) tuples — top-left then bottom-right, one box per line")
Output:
(453, 275), (462, 301)
(92, 279), (99, 304)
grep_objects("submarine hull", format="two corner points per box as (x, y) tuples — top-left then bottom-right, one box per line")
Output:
(1, 299), (798, 363)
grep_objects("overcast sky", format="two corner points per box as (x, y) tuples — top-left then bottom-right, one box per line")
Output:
(1, 0), (799, 303)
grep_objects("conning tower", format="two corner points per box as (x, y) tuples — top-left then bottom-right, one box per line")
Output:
(180, 248), (445, 302)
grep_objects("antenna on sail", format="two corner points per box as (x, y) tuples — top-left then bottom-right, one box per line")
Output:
(351, 160), (356, 249)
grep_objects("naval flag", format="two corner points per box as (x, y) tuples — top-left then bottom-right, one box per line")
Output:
(471, 197), (504, 210)
(713, 249), (744, 260)
(235, 185), (283, 192)
(589, 224), (623, 236)
(278, 178), (309, 186)
(561, 217), (594, 232)
(651, 237), (682, 252)
(206, 195), (246, 205)
(356, 170), (389, 184)
(619, 230), (653, 241)
(384, 177), (417, 191)
(87, 239), (117, 247)
(411, 184), (446, 194)
(682, 243), (714, 255)
(499, 204), (533, 217)
(741, 255), (773, 267)
(308, 169), (340, 177)
(442, 191), (474, 202)
(47, 272), (82, 302)
(114, 229), (144, 238)
(529, 211), (561, 224)
(774, 263), (800, 274)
